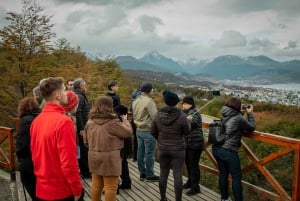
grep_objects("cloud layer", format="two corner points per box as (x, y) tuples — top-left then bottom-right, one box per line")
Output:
(1, 0), (300, 61)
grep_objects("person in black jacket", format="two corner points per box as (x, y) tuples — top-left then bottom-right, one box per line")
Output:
(106, 80), (121, 108)
(106, 80), (132, 190)
(182, 96), (205, 196)
(212, 97), (255, 201)
(73, 77), (90, 178)
(151, 90), (190, 201)
(16, 97), (41, 201)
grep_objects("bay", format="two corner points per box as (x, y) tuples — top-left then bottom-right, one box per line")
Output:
(254, 83), (300, 91)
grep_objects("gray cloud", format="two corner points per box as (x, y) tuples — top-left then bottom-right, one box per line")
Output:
(284, 41), (297, 49)
(211, 30), (247, 48)
(54, 0), (166, 8)
(213, 0), (300, 17)
(0, 6), (8, 28)
(62, 6), (127, 34)
(249, 38), (277, 49)
(139, 15), (163, 33)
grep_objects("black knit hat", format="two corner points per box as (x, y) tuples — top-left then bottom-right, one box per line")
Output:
(182, 96), (195, 107)
(163, 90), (180, 106)
(140, 82), (153, 93)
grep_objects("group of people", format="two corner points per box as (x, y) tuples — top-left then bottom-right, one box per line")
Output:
(16, 77), (256, 201)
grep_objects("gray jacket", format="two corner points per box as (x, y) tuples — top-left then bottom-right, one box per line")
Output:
(220, 106), (256, 152)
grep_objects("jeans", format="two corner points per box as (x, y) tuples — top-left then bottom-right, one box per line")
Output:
(159, 150), (185, 201)
(185, 148), (202, 191)
(91, 174), (119, 201)
(136, 130), (156, 177)
(212, 146), (243, 201)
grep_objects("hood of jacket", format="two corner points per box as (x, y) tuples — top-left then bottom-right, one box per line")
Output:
(90, 112), (118, 125)
(221, 106), (240, 121)
(157, 106), (181, 126)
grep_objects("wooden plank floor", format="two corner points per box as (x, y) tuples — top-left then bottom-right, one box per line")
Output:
(82, 159), (220, 201)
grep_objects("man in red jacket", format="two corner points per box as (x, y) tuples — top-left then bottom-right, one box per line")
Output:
(30, 77), (83, 201)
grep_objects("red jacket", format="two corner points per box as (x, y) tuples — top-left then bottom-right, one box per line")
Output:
(30, 103), (82, 200)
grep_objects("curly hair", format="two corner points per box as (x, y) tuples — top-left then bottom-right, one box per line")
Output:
(18, 97), (40, 118)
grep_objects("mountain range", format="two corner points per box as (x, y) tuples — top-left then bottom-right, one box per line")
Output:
(116, 51), (300, 83)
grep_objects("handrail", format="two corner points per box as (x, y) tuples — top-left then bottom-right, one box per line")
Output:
(202, 122), (300, 201)
(0, 126), (15, 173)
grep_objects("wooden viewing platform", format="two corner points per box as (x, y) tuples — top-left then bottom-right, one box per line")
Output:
(3, 117), (300, 201)
(81, 159), (220, 201)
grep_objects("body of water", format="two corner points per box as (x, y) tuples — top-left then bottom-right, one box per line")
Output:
(254, 83), (300, 91)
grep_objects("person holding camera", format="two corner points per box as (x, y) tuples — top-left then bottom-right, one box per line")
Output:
(106, 80), (132, 190)
(212, 97), (256, 201)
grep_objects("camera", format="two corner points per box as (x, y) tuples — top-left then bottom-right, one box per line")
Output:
(242, 104), (250, 110)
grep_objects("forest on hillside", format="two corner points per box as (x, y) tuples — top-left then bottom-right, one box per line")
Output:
(0, 0), (137, 127)
(1, 1), (299, 200)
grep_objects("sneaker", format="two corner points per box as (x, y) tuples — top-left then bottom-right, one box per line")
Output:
(140, 174), (146, 181)
(221, 198), (232, 201)
(183, 182), (191, 189)
(185, 188), (201, 196)
(146, 175), (160, 182)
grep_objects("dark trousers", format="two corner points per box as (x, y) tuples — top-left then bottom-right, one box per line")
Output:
(20, 170), (38, 201)
(185, 148), (202, 191)
(131, 120), (138, 160)
(159, 149), (185, 201)
(120, 156), (131, 186)
(78, 135), (90, 176)
(38, 189), (85, 201)
(212, 146), (243, 201)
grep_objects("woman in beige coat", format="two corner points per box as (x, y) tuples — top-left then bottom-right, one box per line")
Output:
(83, 96), (132, 201)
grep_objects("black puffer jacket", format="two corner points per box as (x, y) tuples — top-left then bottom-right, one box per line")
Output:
(106, 91), (121, 109)
(183, 108), (205, 150)
(74, 89), (90, 132)
(220, 106), (256, 152)
(16, 109), (40, 172)
(151, 106), (190, 151)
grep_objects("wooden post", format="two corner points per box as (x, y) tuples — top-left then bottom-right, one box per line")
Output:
(292, 146), (300, 201)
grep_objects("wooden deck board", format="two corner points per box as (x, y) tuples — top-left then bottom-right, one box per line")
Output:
(82, 159), (220, 201)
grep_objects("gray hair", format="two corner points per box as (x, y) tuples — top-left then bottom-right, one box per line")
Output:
(73, 78), (86, 89)
(32, 86), (41, 96)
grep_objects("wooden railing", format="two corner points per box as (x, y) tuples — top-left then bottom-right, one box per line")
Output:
(202, 122), (300, 201)
(0, 126), (15, 173)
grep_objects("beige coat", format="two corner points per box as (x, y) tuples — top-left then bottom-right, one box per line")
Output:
(132, 92), (157, 131)
(83, 113), (132, 176)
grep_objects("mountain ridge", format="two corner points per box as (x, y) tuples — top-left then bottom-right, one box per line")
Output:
(116, 52), (300, 83)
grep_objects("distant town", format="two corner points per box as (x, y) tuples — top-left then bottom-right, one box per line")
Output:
(180, 84), (300, 107)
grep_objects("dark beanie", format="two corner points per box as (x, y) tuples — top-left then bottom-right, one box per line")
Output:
(182, 96), (195, 107)
(140, 82), (153, 93)
(163, 90), (180, 106)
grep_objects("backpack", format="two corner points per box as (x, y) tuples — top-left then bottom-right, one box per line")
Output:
(208, 118), (230, 145)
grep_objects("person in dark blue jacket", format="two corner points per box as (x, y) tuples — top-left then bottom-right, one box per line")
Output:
(16, 97), (41, 201)
(212, 97), (256, 201)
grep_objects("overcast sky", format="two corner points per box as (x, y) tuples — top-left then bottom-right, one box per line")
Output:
(1, 0), (300, 61)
